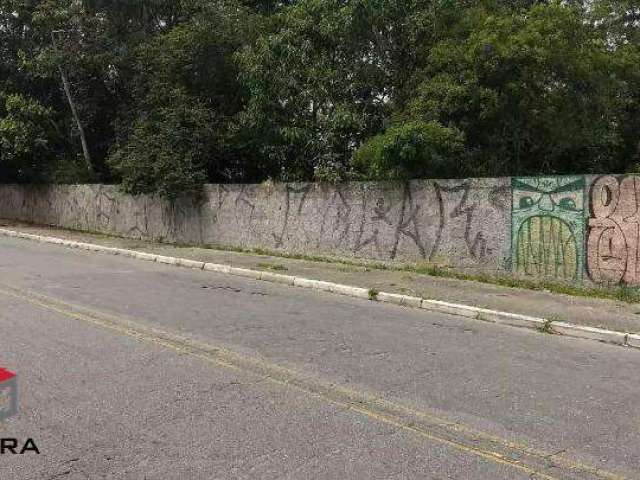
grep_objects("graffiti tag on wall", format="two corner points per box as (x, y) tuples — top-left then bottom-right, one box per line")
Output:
(587, 176), (640, 285)
(511, 177), (585, 281)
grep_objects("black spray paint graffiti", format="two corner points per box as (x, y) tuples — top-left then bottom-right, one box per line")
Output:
(272, 184), (312, 248)
(77, 180), (505, 264)
(318, 187), (352, 250)
(353, 195), (388, 257)
(352, 181), (503, 262)
(94, 187), (116, 227)
(234, 186), (258, 239)
(391, 184), (427, 260)
(432, 182), (507, 261)
(211, 185), (230, 224)
(126, 200), (151, 239)
(352, 185), (427, 260)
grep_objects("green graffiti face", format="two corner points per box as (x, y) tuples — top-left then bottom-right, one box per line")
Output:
(511, 177), (585, 281)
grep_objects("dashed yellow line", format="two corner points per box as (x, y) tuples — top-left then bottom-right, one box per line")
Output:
(0, 283), (629, 480)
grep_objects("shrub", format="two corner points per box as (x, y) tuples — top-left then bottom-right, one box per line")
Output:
(352, 120), (465, 180)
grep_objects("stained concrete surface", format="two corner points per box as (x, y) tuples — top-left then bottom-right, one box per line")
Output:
(0, 236), (639, 479)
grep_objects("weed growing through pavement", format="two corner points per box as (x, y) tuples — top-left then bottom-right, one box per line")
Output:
(257, 263), (288, 272)
(538, 319), (555, 334)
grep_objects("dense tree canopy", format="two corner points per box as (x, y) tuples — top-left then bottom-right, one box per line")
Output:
(1, 0), (639, 197)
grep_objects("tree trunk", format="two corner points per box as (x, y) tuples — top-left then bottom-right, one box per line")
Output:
(52, 31), (93, 175)
(58, 64), (93, 175)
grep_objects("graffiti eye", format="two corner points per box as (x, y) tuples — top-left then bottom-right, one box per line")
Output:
(519, 196), (534, 209)
(558, 197), (577, 211)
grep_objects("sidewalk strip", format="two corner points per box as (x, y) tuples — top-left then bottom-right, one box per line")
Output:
(0, 227), (637, 351)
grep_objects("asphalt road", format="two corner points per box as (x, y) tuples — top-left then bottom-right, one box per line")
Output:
(0, 236), (639, 479)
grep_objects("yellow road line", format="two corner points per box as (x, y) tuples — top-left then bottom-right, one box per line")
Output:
(0, 283), (628, 480)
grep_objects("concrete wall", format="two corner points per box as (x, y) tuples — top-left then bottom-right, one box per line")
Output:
(0, 175), (638, 287)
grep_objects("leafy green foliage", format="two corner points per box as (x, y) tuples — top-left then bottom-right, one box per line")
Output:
(352, 121), (464, 180)
(403, 2), (639, 177)
(108, 103), (210, 199)
(236, 0), (425, 182)
(108, 2), (255, 196)
(0, 93), (56, 181)
(1, 0), (640, 194)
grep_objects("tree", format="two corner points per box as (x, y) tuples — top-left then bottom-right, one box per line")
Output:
(391, 2), (639, 177)
(237, 0), (427, 182)
(108, 1), (257, 197)
(2, 0), (640, 190)
(0, 0), (73, 182)
(0, 93), (58, 182)
(352, 120), (465, 180)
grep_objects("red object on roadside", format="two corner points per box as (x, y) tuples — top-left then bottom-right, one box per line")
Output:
(0, 367), (18, 421)
(0, 368), (16, 384)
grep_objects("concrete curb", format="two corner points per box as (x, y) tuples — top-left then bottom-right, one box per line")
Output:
(1, 227), (637, 351)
